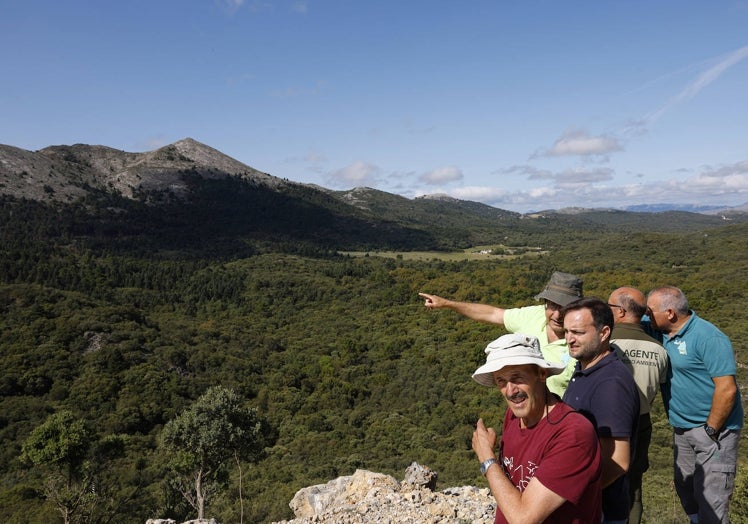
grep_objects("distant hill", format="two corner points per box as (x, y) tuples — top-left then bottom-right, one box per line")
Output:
(623, 202), (748, 215)
(1, 138), (745, 257)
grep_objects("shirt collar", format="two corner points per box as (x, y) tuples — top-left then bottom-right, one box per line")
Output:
(669, 310), (696, 340)
(574, 350), (618, 376)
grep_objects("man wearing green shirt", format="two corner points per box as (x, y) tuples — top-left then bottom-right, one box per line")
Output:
(419, 271), (582, 397)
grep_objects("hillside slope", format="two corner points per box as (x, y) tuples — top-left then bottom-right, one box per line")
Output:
(1, 139), (744, 256)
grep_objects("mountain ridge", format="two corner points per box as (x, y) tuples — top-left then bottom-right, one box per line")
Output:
(0, 138), (286, 203)
(1, 138), (746, 257)
(3, 138), (747, 216)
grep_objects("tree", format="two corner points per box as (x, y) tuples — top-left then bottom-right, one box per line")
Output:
(160, 386), (265, 521)
(20, 410), (93, 524)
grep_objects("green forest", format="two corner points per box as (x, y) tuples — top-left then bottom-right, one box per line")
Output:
(1, 191), (747, 523)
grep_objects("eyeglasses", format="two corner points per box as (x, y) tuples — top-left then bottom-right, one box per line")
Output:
(608, 303), (626, 313)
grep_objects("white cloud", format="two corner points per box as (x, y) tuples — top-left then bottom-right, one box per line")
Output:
(601, 164), (748, 206)
(450, 186), (510, 202)
(539, 129), (622, 158)
(216, 0), (246, 14)
(387, 170), (417, 188)
(292, 0), (309, 14)
(499, 165), (555, 180)
(525, 186), (559, 199)
(418, 166), (464, 184)
(683, 160), (748, 195)
(451, 185), (566, 211)
(554, 167), (615, 188)
(465, 159), (747, 210)
(327, 161), (382, 188)
(647, 45), (748, 124)
(247, 0), (273, 12)
(699, 159), (748, 179)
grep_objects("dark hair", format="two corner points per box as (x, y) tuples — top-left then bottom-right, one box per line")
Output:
(561, 297), (614, 332)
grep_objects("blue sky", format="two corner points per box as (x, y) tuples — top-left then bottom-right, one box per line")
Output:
(2, 1), (747, 212)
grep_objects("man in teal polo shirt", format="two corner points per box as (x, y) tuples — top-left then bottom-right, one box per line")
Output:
(647, 286), (743, 524)
(419, 271), (582, 397)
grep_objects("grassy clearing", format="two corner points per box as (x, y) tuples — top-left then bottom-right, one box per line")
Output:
(340, 245), (549, 261)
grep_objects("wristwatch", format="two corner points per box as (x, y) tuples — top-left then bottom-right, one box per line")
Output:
(480, 457), (498, 476)
(704, 424), (720, 441)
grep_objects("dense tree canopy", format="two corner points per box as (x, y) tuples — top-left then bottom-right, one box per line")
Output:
(1, 194), (746, 523)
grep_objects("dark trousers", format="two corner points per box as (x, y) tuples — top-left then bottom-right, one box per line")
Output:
(628, 413), (651, 524)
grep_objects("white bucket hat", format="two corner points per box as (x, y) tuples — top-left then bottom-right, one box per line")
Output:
(472, 333), (566, 387)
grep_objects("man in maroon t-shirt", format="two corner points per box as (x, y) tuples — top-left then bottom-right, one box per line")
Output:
(472, 333), (602, 523)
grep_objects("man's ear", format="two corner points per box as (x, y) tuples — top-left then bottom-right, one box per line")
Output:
(600, 324), (612, 342)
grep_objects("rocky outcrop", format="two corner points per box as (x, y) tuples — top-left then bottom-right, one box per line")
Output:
(145, 519), (217, 524)
(272, 463), (495, 524)
(0, 138), (279, 203)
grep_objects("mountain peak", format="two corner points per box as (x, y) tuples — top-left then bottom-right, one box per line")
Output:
(0, 138), (283, 202)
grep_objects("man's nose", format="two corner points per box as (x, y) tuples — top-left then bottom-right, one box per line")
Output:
(503, 381), (518, 395)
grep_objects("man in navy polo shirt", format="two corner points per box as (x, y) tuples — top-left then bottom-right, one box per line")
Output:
(562, 297), (640, 524)
(647, 286), (742, 524)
